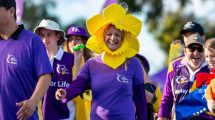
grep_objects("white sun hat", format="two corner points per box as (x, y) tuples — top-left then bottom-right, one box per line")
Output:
(34, 19), (66, 46)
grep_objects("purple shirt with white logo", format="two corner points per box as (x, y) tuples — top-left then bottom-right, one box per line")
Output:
(42, 50), (74, 120)
(0, 25), (53, 120)
(158, 56), (214, 119)
(65, 56), (147, 120)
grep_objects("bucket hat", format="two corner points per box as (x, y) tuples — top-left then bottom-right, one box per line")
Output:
(34, 19), (66, 46)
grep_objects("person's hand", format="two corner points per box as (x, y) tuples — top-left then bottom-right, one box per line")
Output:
(55, 88), (67, 100)
(154, 113), (158, 120)
(16, 99), (37, 120)
(145, 90), (154, 103)
(145, 89), (157, 104)
(73, 46), (84, 79)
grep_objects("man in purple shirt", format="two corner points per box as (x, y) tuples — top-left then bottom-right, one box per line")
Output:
(0, 0), (52, 120)
(158, 22), (215, 119)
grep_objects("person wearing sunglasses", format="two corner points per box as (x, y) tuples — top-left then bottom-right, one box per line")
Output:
(158, 21), (215, 120)
(183, 34), (205, 72)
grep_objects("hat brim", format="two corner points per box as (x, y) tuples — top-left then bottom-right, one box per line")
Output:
(180, 29), (197, 34)
(186, 42), (204, 47)
(65, 33), (89, 39)
(34, 26), (67, 46)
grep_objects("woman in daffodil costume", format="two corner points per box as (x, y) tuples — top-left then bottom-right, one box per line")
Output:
(55, 4), (147, 120)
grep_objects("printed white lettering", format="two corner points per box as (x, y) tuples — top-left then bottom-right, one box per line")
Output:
(58, 81), (67, 87)
(175, 89), (188, 94)
(50, 81), (69, 87)
(50, 81), (57, 86)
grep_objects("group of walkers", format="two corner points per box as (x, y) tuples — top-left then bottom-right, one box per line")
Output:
(0, 0), (215, 120)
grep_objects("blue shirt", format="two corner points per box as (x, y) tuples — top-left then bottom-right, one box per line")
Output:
(0, 25), (53, 120)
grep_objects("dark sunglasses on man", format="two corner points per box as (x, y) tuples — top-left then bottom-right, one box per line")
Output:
(186, 45), (204, 53)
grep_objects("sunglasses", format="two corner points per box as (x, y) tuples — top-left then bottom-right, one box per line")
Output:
(186, 46), (204, 53)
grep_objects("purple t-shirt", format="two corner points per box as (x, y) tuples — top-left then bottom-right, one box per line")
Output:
(0, 26), (53, 120)
(66, 56), (147, 120)
(42, 51), (74, 120)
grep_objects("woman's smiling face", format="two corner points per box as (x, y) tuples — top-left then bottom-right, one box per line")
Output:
(104, 25), (123, 51)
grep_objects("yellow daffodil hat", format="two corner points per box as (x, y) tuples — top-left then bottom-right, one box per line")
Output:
(86, 3), (142, 69)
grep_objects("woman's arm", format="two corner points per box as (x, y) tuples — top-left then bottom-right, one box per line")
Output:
(66, 76), (90, 101)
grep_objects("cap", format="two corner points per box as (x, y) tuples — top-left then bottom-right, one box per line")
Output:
(180, 21), (204, 35)
(34, 19), (66, 46)
(184, 34), (204, 47)
(66, 26), (89, 39)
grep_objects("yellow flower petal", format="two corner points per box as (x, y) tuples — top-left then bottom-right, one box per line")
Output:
(86, 36), (103, 54)
(121, 14), (142, 37)
(87, 14), (108, 35)
(124, 37), (139, 58)
(103, 4), (126, 24)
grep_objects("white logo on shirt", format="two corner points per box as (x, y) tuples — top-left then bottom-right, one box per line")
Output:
(175, 75), (189, 84)
(117, 74), (128, 83)
(7, 54), (18, 64)
(56, 64), (69, 75)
